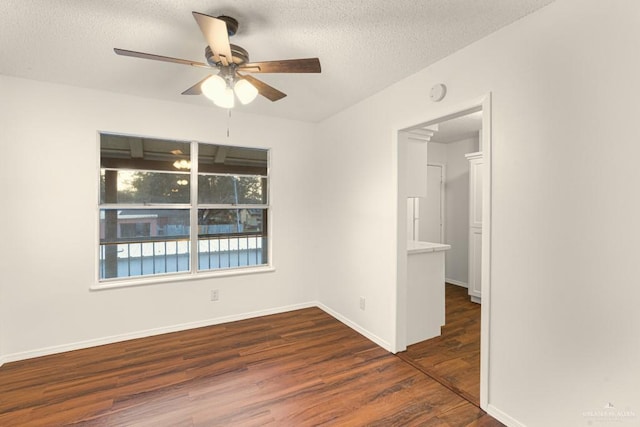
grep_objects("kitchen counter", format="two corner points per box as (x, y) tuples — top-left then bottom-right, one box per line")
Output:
(407, 240), (451, 254)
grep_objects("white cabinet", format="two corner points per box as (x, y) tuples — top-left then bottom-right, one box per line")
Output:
(468, 154), (483, 229)
(468, 228), (482, 303)
(406, 241), (451, 345)
(465, 152), (483, 303)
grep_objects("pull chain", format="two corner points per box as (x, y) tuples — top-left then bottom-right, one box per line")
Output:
(226, 109), (232, 138)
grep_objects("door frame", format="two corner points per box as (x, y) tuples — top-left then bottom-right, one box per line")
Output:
(393, 93), (492, 410)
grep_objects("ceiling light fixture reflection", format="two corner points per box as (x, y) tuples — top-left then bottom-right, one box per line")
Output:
(173, 159), (191, 170)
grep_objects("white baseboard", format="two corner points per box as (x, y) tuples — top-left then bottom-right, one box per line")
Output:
(446, 278), (468, 288)
(0, 302), (393, 365)
(316, 303), (392, 352)
(487, 404), (526, 427)
(1, 302), (317, 364)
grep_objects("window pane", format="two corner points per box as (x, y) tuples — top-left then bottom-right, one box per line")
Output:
(198, 208), (267, 271)
(101, 134), (191, 172)
(198, 175), (266, 205)
(198, 144), (267, 175)
(100, 170), (190, 204)
(100, 134), (191, 205)
(99, 209), (190, 279)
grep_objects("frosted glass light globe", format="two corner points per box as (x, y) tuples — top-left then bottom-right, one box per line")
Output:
(201, 75), (227, 102)
(234, 79), (259, 105)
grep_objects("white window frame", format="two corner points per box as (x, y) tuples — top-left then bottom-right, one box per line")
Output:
(94, 133), (273, 290)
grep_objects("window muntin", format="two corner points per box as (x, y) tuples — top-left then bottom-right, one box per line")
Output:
(98, 133), (269, 283)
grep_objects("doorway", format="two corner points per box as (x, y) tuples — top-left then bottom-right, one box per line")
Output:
(395, 94), (491, 410)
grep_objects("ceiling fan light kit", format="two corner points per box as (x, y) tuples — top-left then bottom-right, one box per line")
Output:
(114, 11), (321, 109)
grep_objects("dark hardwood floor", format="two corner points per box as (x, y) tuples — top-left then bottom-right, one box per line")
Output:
(0, 304), (502, 426)
(398, 283), (483, 407)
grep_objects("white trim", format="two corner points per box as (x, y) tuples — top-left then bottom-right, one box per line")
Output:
(95, 131), (103, 285)
(91, 265), (276, 291)
(479, 93), (492, 410)
(317, 303), (393, 353)
(487, 404), (527, 427)
(1, 301), (316, 364)
(189, 141), (200, 275)
(393, 130), (408, 354)
(445, 278), (468, 288)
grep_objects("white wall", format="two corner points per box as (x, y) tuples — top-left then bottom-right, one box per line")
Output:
(427, 140), (447, 165)
(315, 0), (640, 425)
(313, 102), (399, 349)
(0, 76), (320, 362)
(440, 137), (479, 286)
(405, 138), (428, 198)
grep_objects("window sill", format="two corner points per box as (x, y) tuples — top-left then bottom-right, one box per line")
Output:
(90, 265), (276, 291)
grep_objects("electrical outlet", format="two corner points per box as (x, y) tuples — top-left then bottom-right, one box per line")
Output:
(359, 296), (366, 311)
(211, 289), (219, 302)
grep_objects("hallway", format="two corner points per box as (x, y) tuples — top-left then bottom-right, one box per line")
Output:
(399, 283), (483, 407)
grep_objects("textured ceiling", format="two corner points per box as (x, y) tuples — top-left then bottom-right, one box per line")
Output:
(0, 0), (555, 122)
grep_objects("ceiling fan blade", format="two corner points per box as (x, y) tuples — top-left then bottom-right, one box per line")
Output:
(240, 74), (286, 102)
(181, 75), (213, 95)
(238, 58), (321, 74)
(114, 48), (210, 69)
(192, 12), (233, 66)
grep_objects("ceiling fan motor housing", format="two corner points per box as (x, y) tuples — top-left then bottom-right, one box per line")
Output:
(205, 44), (249, 66)
(217, 15), (238, 36)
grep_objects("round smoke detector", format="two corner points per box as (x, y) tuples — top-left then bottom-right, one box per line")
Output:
(430, 83), (447, 102)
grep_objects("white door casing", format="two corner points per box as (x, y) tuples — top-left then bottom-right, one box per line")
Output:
(466, 152), (483, 303)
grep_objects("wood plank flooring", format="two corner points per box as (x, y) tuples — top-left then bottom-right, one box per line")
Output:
(398, 283), (483, 407)
(0, 305), (502, 426)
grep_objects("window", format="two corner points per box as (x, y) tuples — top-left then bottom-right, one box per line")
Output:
(99, 133), (269, 283)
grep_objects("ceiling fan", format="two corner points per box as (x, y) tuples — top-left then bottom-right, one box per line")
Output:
(114, 12), (321, 108)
